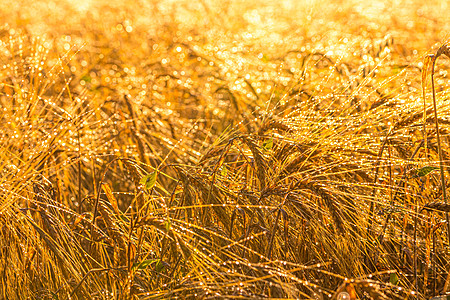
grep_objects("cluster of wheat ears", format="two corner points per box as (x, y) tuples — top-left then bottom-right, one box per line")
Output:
(0, 0), (450, 299)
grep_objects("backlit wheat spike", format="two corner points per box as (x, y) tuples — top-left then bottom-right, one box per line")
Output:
(258, 119), (292, 135)
(436, 43), (450, 59)
(421, 202), (450, 213)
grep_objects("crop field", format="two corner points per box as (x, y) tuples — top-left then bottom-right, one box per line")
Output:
(0, 0), (449, 299)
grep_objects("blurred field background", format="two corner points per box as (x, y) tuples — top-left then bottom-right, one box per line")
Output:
(0, 0), (450, 299)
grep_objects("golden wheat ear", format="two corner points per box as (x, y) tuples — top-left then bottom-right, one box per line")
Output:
(436, 43), (450, 59)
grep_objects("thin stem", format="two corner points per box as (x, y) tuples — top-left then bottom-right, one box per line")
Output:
(77, 128), (82, 214)
(430, 55), (450, 246)
(366, 128), (392, 236)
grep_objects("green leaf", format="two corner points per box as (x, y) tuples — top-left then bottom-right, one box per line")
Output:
(140, 172), (157, 190)
(262, 137), (273, 151)
(133, 258), (159, 270)
(155, 260), (165, 272)
(414, 166), (440, 178)
(132, 259), (167, 272)
(81, 74), (92, 83)
(164, 220), (171, 232)
(220, 166), (228, 177)
(390, 272), (399, 285)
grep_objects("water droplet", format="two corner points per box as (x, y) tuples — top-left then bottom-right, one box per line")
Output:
(337, 292), (350, 300)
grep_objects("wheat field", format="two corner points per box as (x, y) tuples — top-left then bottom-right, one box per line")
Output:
(0, 0), (450, 299)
